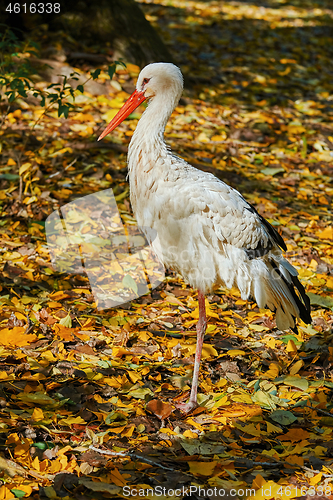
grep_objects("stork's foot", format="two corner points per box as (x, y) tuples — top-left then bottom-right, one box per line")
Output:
(175, 400), (198, 414)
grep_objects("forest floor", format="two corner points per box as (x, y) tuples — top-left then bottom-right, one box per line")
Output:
(0, 0), (333, 498)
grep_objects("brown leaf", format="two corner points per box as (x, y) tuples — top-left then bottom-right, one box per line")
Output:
(146, 399), (173, 420)
(74, 344), (96, 356)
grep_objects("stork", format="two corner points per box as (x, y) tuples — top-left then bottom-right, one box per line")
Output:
(98, 63), (311, 413)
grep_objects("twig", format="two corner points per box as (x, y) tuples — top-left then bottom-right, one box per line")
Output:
(71, 141), (128, 153)
(301, 465), (333, 479)
(89, 445), (178, 472)
(311, 407), (333, 418)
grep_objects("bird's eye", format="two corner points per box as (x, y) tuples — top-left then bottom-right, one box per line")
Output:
(142, 78), (150, 85)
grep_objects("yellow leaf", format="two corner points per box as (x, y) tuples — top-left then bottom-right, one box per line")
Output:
(202, 344), (218, 358)
(280, 58), (297, 64)
(159, 427), (177, 436)
(15, 312), (26, 320)
(266, 422), (283, 433)
(265, 337), (276, 349)
(286, 339), (297, 353)
(286, 454), (304, 466)
(49, 147), (72, 157)
(53, 324), (76, 341)
(214, 396), (229, 408)
(60, 416), (86, 426)
(314, 445), (327, 456)
(50, 291), (70, 300)
(47, 301), (62, 308)
(138, 331), (150, 342)
(317, 227), (333, 240)
(227, 349), (245, 357)
(183, 430), (198, 438)
(0, 327), (37, 347)
(69, 123), (93, 136)
(74, 112), (95, 122)
(211, 132), (227, 141)
(41, 350), (56, 362)
(7, 158), (16, 166)
(101, 110), (119, 124)
(19, 162), (32, 175)
(186, 343), (217, 358)
(278, 428), (309, 442)
(287, 124), (306, 134)
(252, 473), (266, 489)
(0, 485), (17, 499)
(188, 461), (217, 476)
(109, 467), (128, 486)
(309, 472), (322, 485)
(127, 371), (141, 383)
(121, 425), (135, 438)
(31, 407), (44, 422)
(107, 426), (127, 435)
(289, 360), (304, 375)
(0, 372), (15, 381)
(23, 196), (37, 205)
(13, 485), (32, 496)
(231, 393), (253, 404)
(197, 132), (209, 143)
(264, 362), (279, 379)
(278, 66), (291, 76)
(248, 324), (269, 332)
(126, 63), (140, 74)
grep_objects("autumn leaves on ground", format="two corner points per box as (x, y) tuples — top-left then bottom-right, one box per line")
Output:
(0, 0), (333, 498)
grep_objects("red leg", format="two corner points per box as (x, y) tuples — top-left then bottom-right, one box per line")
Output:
(176, 290), (207, 413)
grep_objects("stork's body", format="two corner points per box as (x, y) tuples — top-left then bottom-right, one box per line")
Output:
(99, 63), (311, 412)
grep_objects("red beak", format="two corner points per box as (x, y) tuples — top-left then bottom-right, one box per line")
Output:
(97, 89), (147, 141)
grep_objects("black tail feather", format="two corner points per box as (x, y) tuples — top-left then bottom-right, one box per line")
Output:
(269, 259), (312, 327)
(290, 274), (312, 325)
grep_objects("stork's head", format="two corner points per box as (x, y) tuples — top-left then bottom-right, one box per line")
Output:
(98, 62), (183, 141)
(136, 62), (183, 100)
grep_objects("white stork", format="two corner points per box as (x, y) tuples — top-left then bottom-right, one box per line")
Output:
(98, 63), (311, 413)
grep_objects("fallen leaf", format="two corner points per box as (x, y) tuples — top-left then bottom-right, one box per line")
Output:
(146, 399), (173, 420)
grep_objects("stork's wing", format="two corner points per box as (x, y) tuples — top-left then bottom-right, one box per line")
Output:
(178, 167), (286, 258)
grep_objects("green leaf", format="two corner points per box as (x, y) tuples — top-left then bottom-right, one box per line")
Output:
(0, 173), (20, 181)
(307, 292), (333, 309)
(105, 411), (127, 425)
(11, 489), (26, 499)
(98, 360), (110, 368)
(122, 274), (138, 295)
(180, 440), (225, 455)
(91, 69), (101, 79)
(59, 313), (72, 328)
(127, 387), (154, 399)
(251, 390), (276, 410)
(108, 64), (116, 80)
(283, 376), (309, 391)
(15, 392), (57, 406)
(115, 60), (126, 69)
(77, 84), (84, 93)
(270, 410), (297, 425)
(34, 442), (47, 450)
(281, 334), (302, 346)
(260, 167), (285, 176)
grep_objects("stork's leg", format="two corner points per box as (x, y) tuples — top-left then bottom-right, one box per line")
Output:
(176, 290), (207, 413)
